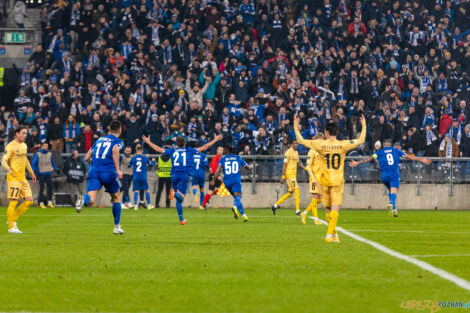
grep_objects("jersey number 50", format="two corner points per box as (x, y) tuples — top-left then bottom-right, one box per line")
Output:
(224, 162), (239, 175)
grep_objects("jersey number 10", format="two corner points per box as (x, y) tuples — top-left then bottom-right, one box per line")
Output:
(325, 153), (341, 170)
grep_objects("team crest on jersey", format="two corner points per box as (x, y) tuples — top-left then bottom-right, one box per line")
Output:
(350, 140), (358, 144)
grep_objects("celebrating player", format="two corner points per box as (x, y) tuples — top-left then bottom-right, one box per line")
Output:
(142, 134), (223, 225)
(191, 142), (210, 210)
(75, 120), (125, 235)
(212, 144), (251, 222)
(294, 115), (367, 243)
(272, 139), (305, 215)
(301, 133), (325, 225)
(128, 144), (155, 210)
(349, 139), (431, 217)
(201, 146), (224, 210)
(2, 125), (37, 233)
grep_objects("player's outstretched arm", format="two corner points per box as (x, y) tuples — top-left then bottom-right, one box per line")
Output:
(142, 135), (164, 154)
(85, 148), (93, 165)
(293, 116), (315, 149)
(113, 145), (123, 179)
(198, 134), (223, 152)
(211, 164), (223, 184)
(349, 155), (374, 167)
(344, 114), (367, 151)
(404, 154), (432, 165)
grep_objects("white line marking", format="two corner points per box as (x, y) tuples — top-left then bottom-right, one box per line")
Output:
(342, 229), (470, 234)
(318, 218), (470, 293)
(409, 254), (470, 258)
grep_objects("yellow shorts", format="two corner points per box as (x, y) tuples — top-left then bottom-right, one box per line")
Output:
(7, 180), (32, 200)
(321, 184), (344, 207)
(286, 177), (298, 192)
(309, 178), (322, 195)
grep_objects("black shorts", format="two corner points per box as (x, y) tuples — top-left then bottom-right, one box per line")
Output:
(208, 173), (222, 191)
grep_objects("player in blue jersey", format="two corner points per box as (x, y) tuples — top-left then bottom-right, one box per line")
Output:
(75, 120), (125, 234)
(211, 144), (252, 222)
(128, 144), (155, 210)
(142, 134), (223, 225)
(191, 142), (210, 210)
(349, 139), (431, 217)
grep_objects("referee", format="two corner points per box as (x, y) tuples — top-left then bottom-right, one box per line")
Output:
(201, 146), (224, 209)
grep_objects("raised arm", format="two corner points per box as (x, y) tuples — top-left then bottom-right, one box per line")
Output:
(293, 116), (316, 149)
(198, 134), (223, 153)
(343, 114), (367, 151)
(349, 155), (374, 167)
(404, 153), (432, 165)
(142, 135), (165, 154)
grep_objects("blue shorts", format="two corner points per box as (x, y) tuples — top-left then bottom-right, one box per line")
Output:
(381, 175), (400, 190)
(172, 172), (190, 195)
(87, 169), (120, 194)
(191, 174), (205, 188)
(225, 182), (242, 195)
(132, 179), (149, 192)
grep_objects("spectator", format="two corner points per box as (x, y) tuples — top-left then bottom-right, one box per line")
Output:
(13, 0), (26, 28)
(63, 149), (87, 199)
(32, 142), (58, 208)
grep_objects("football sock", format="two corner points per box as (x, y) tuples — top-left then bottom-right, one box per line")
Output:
(112, 202), (121, 225)
(326, 211), (331, 224)
(134, 192), (139, 205)
(234, 195), (245, 215)
(327, 211), (338, 235)
(174, 192), (184, 203)
(83, 194), (91, 206)
(200, 192), (205, 206)
(145, 192), (151, 205)
(294, 189), (300, 211)
(202, 193), (211, 207)
(311, 198), (318, 218)
(176, 201), (184, 221)
(7, 200), (18, 229)
(390, 193), (397, 210)
(276, 192), (292, 206)
(14, 201), (33, 222)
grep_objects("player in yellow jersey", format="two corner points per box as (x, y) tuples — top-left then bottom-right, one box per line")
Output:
(301, 133), (325, 225)
(272, 139), (304, 215)
(294, 115), (366, 243)
(2, 125), (37, 233)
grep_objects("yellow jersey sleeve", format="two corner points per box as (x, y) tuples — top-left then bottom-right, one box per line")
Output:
(284, 148), (299, 178)
(1, 142), (14, 171)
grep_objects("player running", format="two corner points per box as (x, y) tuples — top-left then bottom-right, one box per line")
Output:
(294, 115), (367, 243)
(212, 144), (251, 222)
(272, 139), (305, 215)
(349, 139), (431, 217)
(128, 144), (155, 210)
(191, 142), (210, 210)
(142, 134), (222, 225)
(301, 133), (325, 225)
(2, 125), (37, 233)
(75, 120), (125, 235)
(201, 146), (224, 210)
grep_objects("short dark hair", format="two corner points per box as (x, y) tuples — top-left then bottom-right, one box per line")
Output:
(15, 125), (28, 134)
(224, 144), (234, 154)
(176, 136), (186, 148)
(109, 120), (122, 133)
(325, 122), (338, 136)
(383, 139), (392, 147)
(136, 144), (143, 151)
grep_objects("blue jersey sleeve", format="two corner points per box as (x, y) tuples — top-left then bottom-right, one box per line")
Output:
(163, 148), (173, 156)
(239, 156), (247, 168)
(128, 156), (134, 168)
(204, 155), (210, 170)
(395, 148), (405, 158)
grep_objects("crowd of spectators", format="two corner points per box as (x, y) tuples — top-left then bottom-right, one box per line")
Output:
(1, 0), (470, 165)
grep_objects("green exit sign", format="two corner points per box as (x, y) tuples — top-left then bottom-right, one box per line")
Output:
(5, 32), (25, 43)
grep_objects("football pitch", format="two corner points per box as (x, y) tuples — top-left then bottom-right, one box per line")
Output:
(0, 207), (469, 313)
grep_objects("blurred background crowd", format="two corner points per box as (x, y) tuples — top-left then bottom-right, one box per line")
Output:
(0, 0), (469, 165)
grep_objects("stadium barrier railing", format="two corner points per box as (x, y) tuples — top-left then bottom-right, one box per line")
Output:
(0, 154), (467, 197)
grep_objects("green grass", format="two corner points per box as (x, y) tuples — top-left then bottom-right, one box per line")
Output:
(0, 207), (469, 313)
